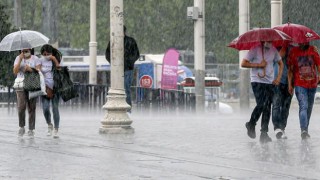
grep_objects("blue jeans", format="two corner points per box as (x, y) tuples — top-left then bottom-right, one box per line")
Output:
(272, 83), (293, 131)
(295, 86), (316, 132)
(124, 70), (133, 106)
(249, 82), (274, 133)
(42, 93), (60, 129)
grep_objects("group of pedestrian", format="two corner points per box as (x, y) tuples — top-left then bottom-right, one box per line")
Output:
(13, 44), (62, 138)
(242, 41), (320, 143)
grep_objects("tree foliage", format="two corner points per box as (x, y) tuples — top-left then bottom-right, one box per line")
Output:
(1, 0), (320, 65)
(0, 2), (18, 87)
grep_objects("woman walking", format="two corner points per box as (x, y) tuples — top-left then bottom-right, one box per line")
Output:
(13, 48), (40, 137)
(39, 44), (62, 138)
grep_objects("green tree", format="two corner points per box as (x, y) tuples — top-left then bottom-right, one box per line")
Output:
(0, 2), (17, 88)
(2, 0), (320, 64)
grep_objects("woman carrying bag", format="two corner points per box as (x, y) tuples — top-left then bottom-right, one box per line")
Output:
(39, 44), (62, 138)
(13, 48), (40, 138)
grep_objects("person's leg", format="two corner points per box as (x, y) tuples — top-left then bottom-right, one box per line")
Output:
(260, 84), (274, 133)
(16, 91), (27, 136)
(248, 83), (265, 126)
(41, 96), (52, 125)
(280, 84), (293, 131)
(272, 85), (281, 130)
(16, 91), (26, 128)
(52, 93), (60, 129)
(295, 86), (308, 132)
(124, 70), (133, 106)
(27, 94), (37, 131)
(306, 88), (316, 131)
(245, 82), (264, 139)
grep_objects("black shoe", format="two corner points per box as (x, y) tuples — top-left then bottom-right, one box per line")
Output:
(260, 132), (272, 143)
(245, 122), (256, 139)
(275, 129), (283, 139)
(301, 131), (311, 140)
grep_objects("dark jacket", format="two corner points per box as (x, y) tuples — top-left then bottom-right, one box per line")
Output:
(105, 35), (140, 71)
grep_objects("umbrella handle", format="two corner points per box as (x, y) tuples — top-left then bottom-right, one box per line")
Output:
(259, 47), (267, 78)
(258, 67), (266, 78)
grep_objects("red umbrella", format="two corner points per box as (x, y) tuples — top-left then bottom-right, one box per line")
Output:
(273, 23), (320, 43)
(228, 28), (292, 50)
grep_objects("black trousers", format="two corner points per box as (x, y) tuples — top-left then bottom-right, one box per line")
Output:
(248, 82), (274, 133)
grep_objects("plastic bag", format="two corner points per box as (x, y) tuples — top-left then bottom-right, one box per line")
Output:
(13, 77), (24, 90)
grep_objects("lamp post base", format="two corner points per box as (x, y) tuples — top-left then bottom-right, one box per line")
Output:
(99, 89), (134, 134)
(99, 126), (134, 134)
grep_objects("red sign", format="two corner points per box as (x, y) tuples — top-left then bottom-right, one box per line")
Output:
(139, 75), (153, 88)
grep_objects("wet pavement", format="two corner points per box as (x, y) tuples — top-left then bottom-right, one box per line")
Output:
(1, 102), (320, 179)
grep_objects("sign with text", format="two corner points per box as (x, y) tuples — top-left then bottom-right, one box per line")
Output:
(138, 63), (154, 88)
(139, 75), (153, 88)
(161, 48), (179, 90)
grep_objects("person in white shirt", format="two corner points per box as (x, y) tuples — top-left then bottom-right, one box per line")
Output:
(13, 48), (40, 138)
(241, 41), (283, 143)
(39, 44), (61, 138)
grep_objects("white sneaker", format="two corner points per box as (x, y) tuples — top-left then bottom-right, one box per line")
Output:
(281, 130), (288, 139)
(47, 124), (53, 136)
(18, 127), (25, 137)
(53, 129), (59, 138)
(28, 130), (35, 138)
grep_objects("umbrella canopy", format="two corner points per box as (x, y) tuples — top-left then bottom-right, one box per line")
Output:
(273, 23), (320, 44)
(228, 28), (292, 50)
(0, 30), (49, 51)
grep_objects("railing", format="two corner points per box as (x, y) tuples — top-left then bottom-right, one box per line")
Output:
(0, 84), (109, 108)
(65, 83), (108, 108)
(0, 85), (196, 112)
(0, 89), (16, 108)
(133, 87), (196, 113)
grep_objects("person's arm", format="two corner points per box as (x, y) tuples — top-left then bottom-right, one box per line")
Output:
(273, 59), (283, 85)
(13, 53), (24, 75)
(105, 42), (111, 63)
(241, 58), (266, 68)
(317, 65), (320, 84)
(49, 55), (60, 67)
(36, 64), (41, 71)
(278, 46), (287, 58)
(287, 64), (294, 95)
(132, 39), (140, 62)
(313, 46), (320, 84)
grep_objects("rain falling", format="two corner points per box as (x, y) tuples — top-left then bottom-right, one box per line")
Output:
(0, 0), (320, 179)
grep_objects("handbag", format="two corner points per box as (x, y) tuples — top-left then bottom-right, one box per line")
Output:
(53, 66), (78, 102)
(28, 71), (47, 99)
(46, 86), (54, 99)
(13, 77), (24, 90)
(24, 68), (41, 91)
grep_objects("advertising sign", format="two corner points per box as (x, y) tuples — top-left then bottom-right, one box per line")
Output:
(161, 48), (179, 89)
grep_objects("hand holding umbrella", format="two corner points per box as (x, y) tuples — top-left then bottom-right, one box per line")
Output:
(228, 28), (291, 79)
(257, 58), (267, 78)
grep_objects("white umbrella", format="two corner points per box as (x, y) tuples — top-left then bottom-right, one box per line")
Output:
(0, 30), (49, 51)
